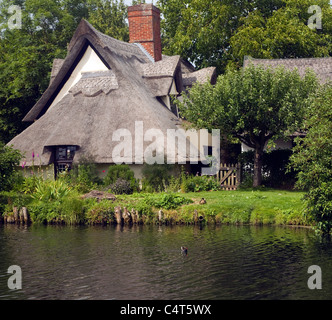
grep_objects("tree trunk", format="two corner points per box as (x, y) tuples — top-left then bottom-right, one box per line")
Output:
(253, 146), (264, 187)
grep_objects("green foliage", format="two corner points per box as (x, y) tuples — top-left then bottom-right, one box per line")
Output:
(28, 196), (85, 225)
(144, 193), (193, 210)
(28, 201), (61, 224)
(158, 0), (285, 73)
(0, 143), (21, 191)
(159, 0), (332, 74)
(27, 176), (85, 224)
(141, 163), (175, 192)
(0, 190), (31, 215)
(68, 158), (101, 193)
(0, 0), (129, 144)
(177, 65), (319, 186)
(109, 178), (133, 195)
(88, 0), (129, 41)
(21, 175), (42, 194)
(290, 85), (332, 234)
(230, 0), (332, 66)
(30, 178), (72, 202)
(181, 174), (220, 193)
(104, 164), (138, 193)
(238, 149), (296, 189)
(84, 199), (115, 224)
(60, 196), (86, 225)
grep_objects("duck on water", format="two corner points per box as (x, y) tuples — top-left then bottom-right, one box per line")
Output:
(181, 246), (188, 255)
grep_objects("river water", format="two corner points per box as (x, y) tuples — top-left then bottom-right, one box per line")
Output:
(0, 224), (331, 300)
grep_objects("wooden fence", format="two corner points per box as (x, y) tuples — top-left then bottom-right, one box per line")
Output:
(217, 163), (241, 190)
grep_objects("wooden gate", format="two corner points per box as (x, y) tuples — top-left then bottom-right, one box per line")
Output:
(217, 163), (241, 190)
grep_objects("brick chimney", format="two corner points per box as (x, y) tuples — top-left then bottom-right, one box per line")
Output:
(128, 3), (162, 62)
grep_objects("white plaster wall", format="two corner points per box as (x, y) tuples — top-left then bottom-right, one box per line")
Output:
(48, 46), (109, 110)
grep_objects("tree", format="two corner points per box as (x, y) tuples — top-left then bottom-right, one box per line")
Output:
(0, 0), (89, 144)
(176, 65), (319, 187)
(157, 0), (287, 73)
(87, 0), (129, 41)
(0, 0), (129, 144)
(158, 0), (263, 73)
(230, 0), (332, 66)
(0, 143), (22, 191)
(290, 85), (332, 234)
(158, 0), (332, 73)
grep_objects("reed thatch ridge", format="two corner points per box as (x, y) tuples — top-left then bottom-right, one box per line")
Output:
(244, 56), (332, 84)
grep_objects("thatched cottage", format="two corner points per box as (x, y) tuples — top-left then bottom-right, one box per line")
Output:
(8, 3), (216, 178)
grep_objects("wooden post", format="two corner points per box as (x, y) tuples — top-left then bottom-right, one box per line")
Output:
(193, 209), (198, 224)
(236, 163), (242, 187)
(136, 211), (141, 224)
(131, 208), (137, 224)
(19, 208), (24, 223)
(22, 207), (29, 224)
(158, 210), (163, 224)
(123, 207), (132, 225)
(115, 207), (123, 225)
(13, 207), (19, 223)
(123, 207), (128, 224)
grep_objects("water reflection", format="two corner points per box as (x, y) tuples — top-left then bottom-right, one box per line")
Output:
(0, 224), (331, 300)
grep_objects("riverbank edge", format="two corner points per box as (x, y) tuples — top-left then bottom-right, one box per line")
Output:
(0, 190), (312, 227)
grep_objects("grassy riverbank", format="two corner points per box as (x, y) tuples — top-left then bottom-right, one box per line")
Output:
(1, 189), (309, 226)
(116, 189), (308, 226)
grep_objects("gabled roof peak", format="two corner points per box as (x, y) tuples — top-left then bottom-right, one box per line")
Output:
(67, 19), (98, 52)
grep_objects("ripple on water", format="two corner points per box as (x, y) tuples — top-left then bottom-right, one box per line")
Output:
(0, 224), (331, 300)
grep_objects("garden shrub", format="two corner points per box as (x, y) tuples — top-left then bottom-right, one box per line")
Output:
(31, 178), (71, 202)
(167, 175), (182, 193)
(0, 191), (31, 217)
(290, 86), (332, 234)
(84, 199), (115, 224)
(28, 201), (61, 224)
(0, 143), (22, 192)
(104, 164), (138, 193)
(141, 163), (174, 192)
(69, 157), (101, 193)
(60, 196), (85, 225)
(109, 178), (133, 195)
(145, 193), (193, 210)
(21, 175), (42, 194)
(181, 175), (220, 192)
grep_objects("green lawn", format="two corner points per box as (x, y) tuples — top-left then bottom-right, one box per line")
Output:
(117, 189), (309, 226)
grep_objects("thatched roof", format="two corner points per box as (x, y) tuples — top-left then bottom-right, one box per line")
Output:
(8, 19), (215, 166)
(182, 67), (217, 88)
(243, 56), (332, 83)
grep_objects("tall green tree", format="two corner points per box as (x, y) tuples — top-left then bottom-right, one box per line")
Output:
(157, 0), (286, 73)
(158, 0), (332, 73)
(0, 142), (22, 191)
(230, 0), (332, 66)
(177, 65), (319, 187)
(290, 85), (332, 234)
(88, 0), (129, 41)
